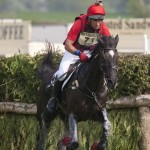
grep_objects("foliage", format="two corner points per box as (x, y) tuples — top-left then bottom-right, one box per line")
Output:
(127, 0), (150, 17)
(108, 109), (141, 150)
(0, 0), (149, 23)
(0, 54), (42, 103)
(0, 50), (62, 103)
(0, 114), (38, 150)
(109, 55), (150, 99)
(0, 109), (141, 150)
(0, 11), (79, 23)
(0, 53), (150, 102)
(1, 53), (149, 149)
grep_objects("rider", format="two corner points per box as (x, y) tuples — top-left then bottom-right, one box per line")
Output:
(45, 1), (111, 114)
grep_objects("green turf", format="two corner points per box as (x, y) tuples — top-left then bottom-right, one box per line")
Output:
(0, 11), (131, 23)
(0, 11), (79, 23)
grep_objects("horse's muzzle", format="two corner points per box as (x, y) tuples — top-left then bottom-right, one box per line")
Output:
(107, 79), (117, 89)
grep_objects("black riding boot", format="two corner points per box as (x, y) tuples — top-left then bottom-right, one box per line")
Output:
(41, 80), (63, 123)
(47, 80), (63, 113)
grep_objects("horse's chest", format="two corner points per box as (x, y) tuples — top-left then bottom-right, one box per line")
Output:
(68, 99), (100, 120)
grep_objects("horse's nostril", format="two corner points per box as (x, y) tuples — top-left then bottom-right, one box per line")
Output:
(107, 80), (116, 89)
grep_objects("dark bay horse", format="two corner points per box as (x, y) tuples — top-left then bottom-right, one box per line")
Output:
(36, 35), (119, 150)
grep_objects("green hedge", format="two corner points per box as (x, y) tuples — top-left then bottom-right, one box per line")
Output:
(0, 109), (140, 150)
(0, 54), (150, 102)
(109, 55), (150, 99)
(0, 53), (150, 150)
(0, 54), (41, 103)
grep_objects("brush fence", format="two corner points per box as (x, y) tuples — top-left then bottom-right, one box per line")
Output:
(0, 94), (150, 149)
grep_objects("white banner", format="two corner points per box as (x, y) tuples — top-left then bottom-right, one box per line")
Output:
(0, 19), (31, 57)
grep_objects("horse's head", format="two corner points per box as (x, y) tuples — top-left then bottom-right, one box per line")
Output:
(96, 35), (119, 89)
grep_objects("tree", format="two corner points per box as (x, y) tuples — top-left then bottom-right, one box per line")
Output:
(127, 0), (150, 17)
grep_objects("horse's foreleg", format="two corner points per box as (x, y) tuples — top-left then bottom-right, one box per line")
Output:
(98, 108), (111, 150)
(36, 107), (57, 150)
(36, 120), (48, 150)
(67, 113), (79, 149)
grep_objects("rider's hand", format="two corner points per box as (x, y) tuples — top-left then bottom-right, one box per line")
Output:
(74, 50), (88, 62)
(74, 49), (81, 56)
(79, 53), (88, 62)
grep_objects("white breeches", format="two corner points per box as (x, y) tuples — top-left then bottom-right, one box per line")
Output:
(56, 50), (92, 81)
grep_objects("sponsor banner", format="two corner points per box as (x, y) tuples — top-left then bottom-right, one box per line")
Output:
(0, 19), (31, 56)
(105, 18), (150, 35)
(68, 18), (150, 35)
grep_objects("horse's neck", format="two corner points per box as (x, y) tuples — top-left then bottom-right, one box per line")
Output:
(86, 59), (104, 92)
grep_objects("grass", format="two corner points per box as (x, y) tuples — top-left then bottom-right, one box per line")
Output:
(0, 11), (80, 23)
(0, 11), (132, 24)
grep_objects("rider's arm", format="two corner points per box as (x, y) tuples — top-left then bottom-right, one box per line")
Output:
(64, 19), (81, 54)
(64, 19), (88, 62)
(65, 39), (88, 62)
(65, 39), (77, 54)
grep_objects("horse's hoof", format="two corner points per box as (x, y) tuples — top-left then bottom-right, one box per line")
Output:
(71, 141), (79, 149)
(97, 141), (106, 150)
(66, 141), (79, 150)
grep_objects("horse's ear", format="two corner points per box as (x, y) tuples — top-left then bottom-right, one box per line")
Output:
(98, 35), (104, 44)
(115, 34), (119, 46)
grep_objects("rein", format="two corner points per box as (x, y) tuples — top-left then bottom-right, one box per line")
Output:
(76, 80), (107, 109)
(74, 47), (117, 108)
(84, 85), (104, 109)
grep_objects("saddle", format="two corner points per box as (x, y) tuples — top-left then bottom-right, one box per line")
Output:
(50, 61), (90, 91)
(57, 62), (90, 114)
(68, 62), (89, 90)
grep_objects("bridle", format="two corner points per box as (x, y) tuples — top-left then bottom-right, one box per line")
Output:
(92, 47), (118, 72)
(67, 46), (118, 109)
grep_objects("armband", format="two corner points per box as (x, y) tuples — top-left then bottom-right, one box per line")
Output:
(74, 49), (81, 56)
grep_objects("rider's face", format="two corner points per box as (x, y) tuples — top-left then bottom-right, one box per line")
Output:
(90, 19), (103, 30)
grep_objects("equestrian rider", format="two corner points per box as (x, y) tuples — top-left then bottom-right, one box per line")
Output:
(46, 1), (111, 114)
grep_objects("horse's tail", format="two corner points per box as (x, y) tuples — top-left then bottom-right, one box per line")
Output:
(38, 50), (55, 85)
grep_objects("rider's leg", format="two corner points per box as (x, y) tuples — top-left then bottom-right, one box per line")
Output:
(47, 80), (63, 113)
(46, 51), (79, 114)
(41, 80), (62, 123)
